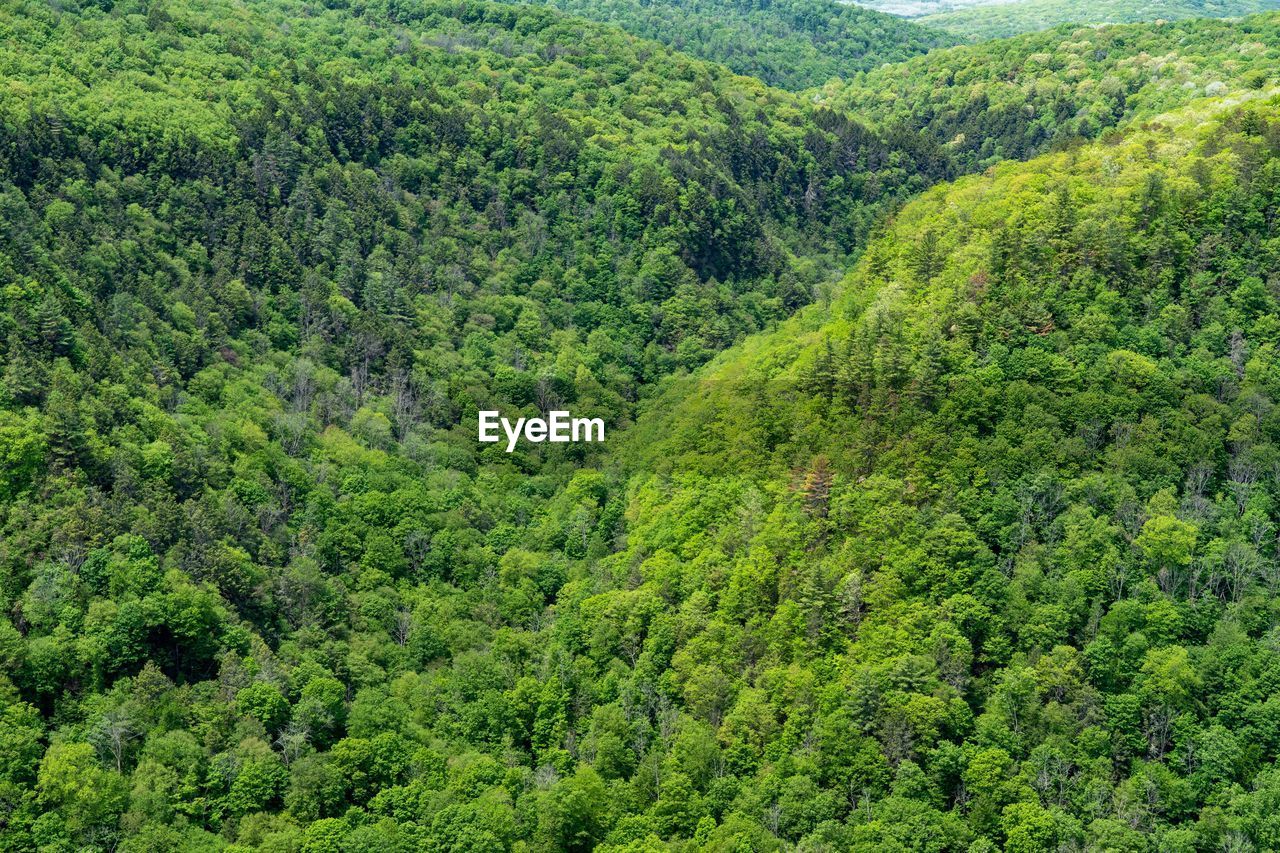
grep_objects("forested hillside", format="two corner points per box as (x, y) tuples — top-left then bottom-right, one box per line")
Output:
(851, 0), (1280, 39)
(815, 11), (1280, 171)
(6, 0), (1280, 849)
(0, 0), (950, 847)
(517, 0), (956, 89)
(916, 0), (1280, 40)
(614, 89), (1280, 849)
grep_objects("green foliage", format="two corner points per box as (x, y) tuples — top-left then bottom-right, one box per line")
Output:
(815, 11), (1280, 172)
(6, 0), (1280, 849)
(917, 0), (1280, 40)
(613, 91), (1280, 849)
(521, 0), (957, 89)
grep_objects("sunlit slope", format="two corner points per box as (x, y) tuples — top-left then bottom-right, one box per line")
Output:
(851, 0), (1280, 39)
(921, 0), (1280, 39)
(593, 90), (1280, 848)
(919, 0), (1280, 39)
(814, 12), (1280, 172)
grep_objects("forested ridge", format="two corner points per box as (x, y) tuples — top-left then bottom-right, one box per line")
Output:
(913, 0), (1280, 40)
(6, 0), (1280, 850)
(513, 0), (957, 90)
(616, 89), (1280, 850)
(815, 11), (1280, 172)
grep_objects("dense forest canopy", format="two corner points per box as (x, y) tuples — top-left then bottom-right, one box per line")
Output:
(0, 0), (961, 847)
(6, 0), (1280, 849)
(0, 0), (953, 444)
(919, 0), (1280, 39)
(615, 89), (1280, 850)
(852, 0), (1280, 39)
(815, 11), (1280, 171)
(515, 0), (957, 89)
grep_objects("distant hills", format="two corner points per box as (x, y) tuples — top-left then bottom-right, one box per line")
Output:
(852, 0), (1280, 38)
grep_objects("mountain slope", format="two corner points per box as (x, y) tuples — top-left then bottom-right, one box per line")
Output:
(814, 12), (1280, 172)
(0, 0), (947, 847)
(7, 0), (1280, 849)
(517, 0), (958, 89)
(918, 0), (1280, 39)
(604, 89), (1280, 849)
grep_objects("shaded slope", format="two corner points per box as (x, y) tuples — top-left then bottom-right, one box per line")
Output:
(517, 0), (958, 89)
